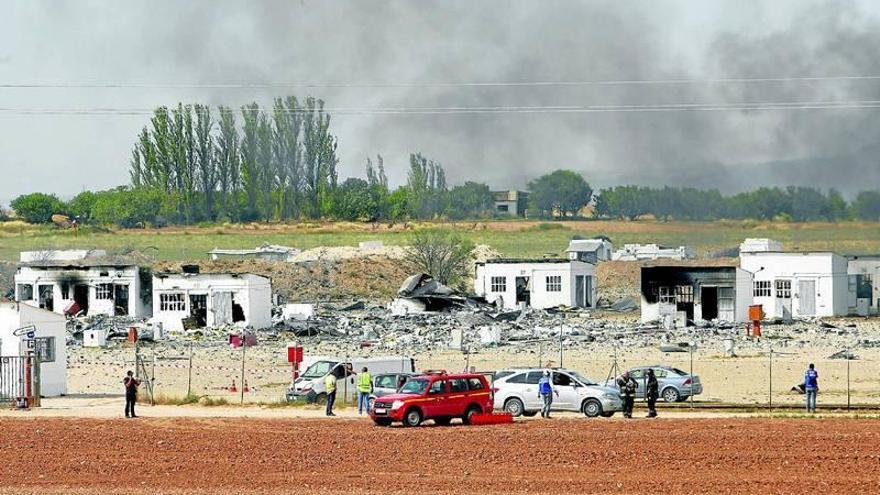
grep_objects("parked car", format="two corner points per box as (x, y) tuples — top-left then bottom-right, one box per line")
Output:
(493, 368), (622, 418)
(370, 371), (493, 426)
(368, 372), (414, 410)
(286, 356), (415, 403)
(605, 365), (702, 402)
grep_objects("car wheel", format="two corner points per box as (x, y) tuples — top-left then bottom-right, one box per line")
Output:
(662, 387), (680, 403)
(403, 408), (423, 427)
(434, 417), (452, 426)
(314, 393), (327, 405)
(522, 411), (538, 417)
(462, 405), (482, 425)
(503, 398), (525, 417)
(600, 411), (615, 418)
(582, 399), (602, 418)
(373, 419), (392, 427)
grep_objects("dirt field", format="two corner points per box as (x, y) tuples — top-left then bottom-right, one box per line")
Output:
(2, 417), (880, 494)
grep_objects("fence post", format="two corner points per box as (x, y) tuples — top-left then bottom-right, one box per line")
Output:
(846, 349), (851, 410)
(239, 335), (247, 405)
(768, 347), (773, 412)
(187, 343), (193, 398)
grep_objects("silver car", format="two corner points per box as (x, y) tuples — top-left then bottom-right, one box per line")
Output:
(493, 368), (623, 418)
(607, 365), (703, 402)
(368, 372), (413, 409)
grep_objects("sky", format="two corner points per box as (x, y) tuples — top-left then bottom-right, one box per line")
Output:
(3, 0), (880, 204)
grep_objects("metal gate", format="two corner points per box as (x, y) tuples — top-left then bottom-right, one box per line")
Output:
(0, 356), (37, 405)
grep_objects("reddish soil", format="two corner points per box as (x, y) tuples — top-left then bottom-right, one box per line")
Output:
(2, 418), (880, 494)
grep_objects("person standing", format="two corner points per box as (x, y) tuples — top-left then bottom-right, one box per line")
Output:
(357, 367), (373, 415)
(123, 370), (140, 418)
(537, 370), (557, 418)
(804, 363), (819, 413)
(617, 371), (637, 419)
(324, 372), (337, 417)
(645, 369), (659, 418)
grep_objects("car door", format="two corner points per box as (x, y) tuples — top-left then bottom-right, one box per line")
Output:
(629, 368), (645, 399)
(426, 379), (450, 416)
(448, 378), (470, 415)
(522, 371), (544, 410)
(552, 372), (578, 410)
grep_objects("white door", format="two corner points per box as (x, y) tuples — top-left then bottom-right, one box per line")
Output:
(798, 280), (816, 316)
(552, 372), (579, 410)
(718, 287), (735, 321)
(211, 292), (233, 326)
(775, 280), (792, 320)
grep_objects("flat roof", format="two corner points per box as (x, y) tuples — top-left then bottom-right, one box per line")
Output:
(480, 258), (573, 265)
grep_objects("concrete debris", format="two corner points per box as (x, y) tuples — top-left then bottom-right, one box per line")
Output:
(828, 349), (859, 360)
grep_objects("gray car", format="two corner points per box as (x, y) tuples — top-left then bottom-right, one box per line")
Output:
(368, 372), (413, 409)
(493, 368), (623, 418)
(607, 365), (703, 402)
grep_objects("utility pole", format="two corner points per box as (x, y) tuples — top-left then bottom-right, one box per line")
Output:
(689, 341), (695, 409)
(239, 333), (247, 405)
(768, 347), (773, 411)
(846, 346), (851, 410)
(187, 343), (193, 398)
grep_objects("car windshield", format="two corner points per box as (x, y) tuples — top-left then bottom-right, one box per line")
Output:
(301, 360), (338, 379)
(399, 378), (429, 395)
(569, 371), (598, 386)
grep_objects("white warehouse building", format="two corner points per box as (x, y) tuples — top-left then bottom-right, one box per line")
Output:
(740, 251), (849, 319)
(0, 302), (67, 397)
(474, 259), (596, 310)
(151, 271), (273, 333)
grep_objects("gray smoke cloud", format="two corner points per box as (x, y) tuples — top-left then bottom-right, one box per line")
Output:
(2, 0), (880, 203)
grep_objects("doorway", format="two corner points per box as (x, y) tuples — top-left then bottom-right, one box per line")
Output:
(701, 286), (718, 320)
(515, 277), (531, 307)
(74, 284), (89, 315)
(114, 284), (129, 316)
(38, 285), (54, 312)
(575, 275), (592, 308)
(189, 294), (208, 328)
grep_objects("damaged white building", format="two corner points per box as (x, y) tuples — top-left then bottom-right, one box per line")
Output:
(475, 259), (597, 310)
(640, 265), (753, 325)
(612, 243), (695, 261)
(151, 270), (272, 332)
(14, 250), (150, 318)
(847, 255), (880, 316)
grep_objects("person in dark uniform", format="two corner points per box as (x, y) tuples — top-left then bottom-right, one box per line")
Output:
(123, 370), (140, 418)
(645, 369), (659, 418)
(617, 371), (637, 419)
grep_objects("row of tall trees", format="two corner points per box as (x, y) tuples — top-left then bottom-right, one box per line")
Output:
(129, 98), (338, 222)
(593, 185), (877, 221)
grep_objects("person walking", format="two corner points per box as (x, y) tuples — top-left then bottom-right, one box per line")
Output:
(645, 369), (659, 418)
(357, 367), (373, 415)
(537, 370), (558, 418)
(804, 363), (819, 413)
(325, 372), (337, 417)
(617, 371), (637, 419)
(123, 370), (140, 418)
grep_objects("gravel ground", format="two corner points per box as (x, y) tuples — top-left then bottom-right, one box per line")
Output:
(2, 417), (880, 494)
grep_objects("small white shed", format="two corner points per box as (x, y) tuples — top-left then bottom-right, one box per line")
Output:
(83, 327), (108, 348)
(474, 259), (597, 310)
(152, 272), (273, 332)
(0, 302), (68, 397)
(740, 251), (849, 319)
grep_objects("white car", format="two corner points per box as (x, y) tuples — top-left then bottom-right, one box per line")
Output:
(493, 368), (623, 418)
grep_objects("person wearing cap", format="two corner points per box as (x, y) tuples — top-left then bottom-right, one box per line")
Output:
(537, 370), (558, 418)
(617, 371), (637, 419)
(123, 370), (140, 418)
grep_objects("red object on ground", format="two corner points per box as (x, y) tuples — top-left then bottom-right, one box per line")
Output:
(127, 328), (138, 343)
(468, 413), (514, 425)
(228, 380), (237, 393)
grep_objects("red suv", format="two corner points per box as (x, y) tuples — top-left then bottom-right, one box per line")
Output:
(370, 371), (493, 426)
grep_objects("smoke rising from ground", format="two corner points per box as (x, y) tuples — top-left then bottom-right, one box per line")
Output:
(2, 0), (880, 201)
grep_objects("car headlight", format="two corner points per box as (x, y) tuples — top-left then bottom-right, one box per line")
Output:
(602, 393), (618, 399)
(391, 400), (404, 410)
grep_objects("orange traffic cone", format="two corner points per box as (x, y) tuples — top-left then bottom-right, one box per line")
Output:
(243, 381), (250, 393)
(228, 379), (237, 393)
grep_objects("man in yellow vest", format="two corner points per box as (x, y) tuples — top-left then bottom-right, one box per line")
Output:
(324, 372), (337, 417)
(357, 366), (373, 415)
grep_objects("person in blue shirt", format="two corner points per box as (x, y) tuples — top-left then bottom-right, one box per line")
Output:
(804, 363), (819, 413)
(538, 370), (558, 418)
